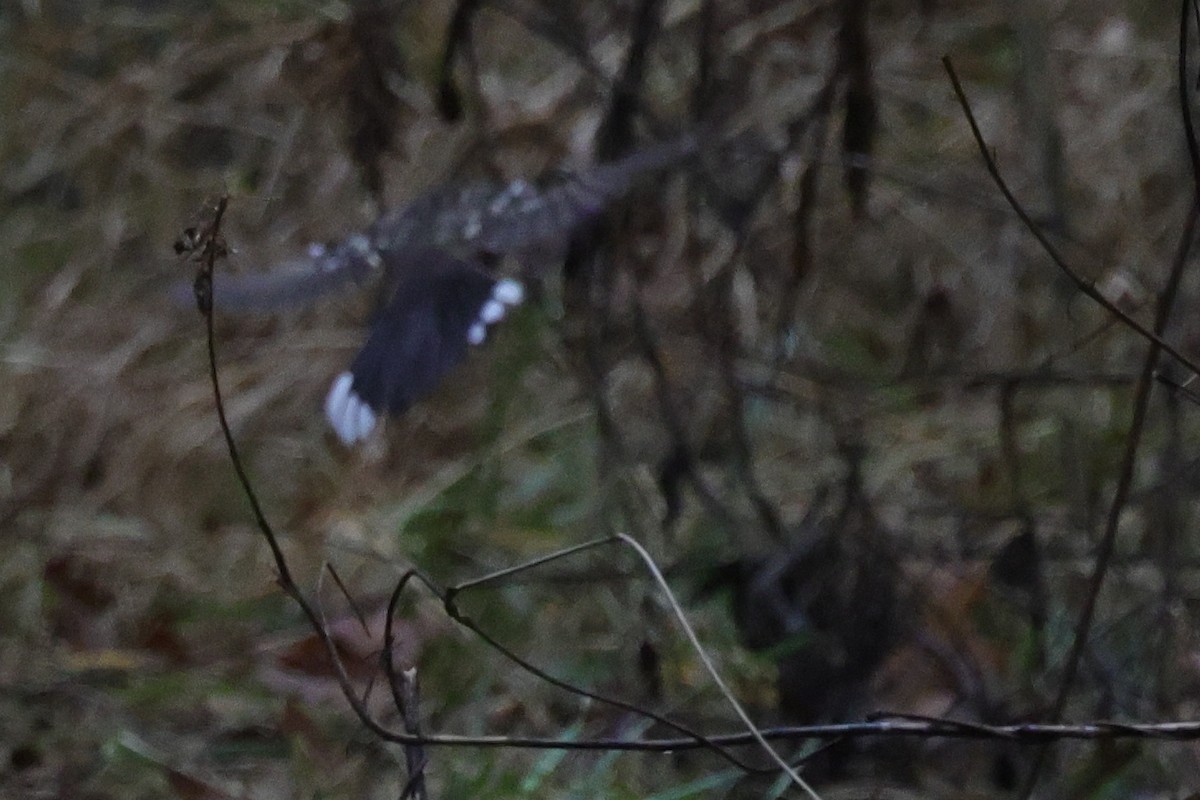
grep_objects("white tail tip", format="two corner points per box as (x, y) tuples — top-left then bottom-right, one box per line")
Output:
(324, 371), (377, 445)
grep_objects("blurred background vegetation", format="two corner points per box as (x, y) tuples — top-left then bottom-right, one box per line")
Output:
(1, 0), (1197, 797)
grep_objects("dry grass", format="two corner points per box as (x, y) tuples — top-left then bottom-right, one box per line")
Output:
(1, 1), (1196, 797)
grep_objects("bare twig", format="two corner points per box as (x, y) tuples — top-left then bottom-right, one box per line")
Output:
(163, 248), (1200, 764)
(396, 668), (428, 800)
(942, 26), (1200, 796)
(942, 58), (1200, 377)
(614, 533), (821, 798)
(438, 541), (767, 773)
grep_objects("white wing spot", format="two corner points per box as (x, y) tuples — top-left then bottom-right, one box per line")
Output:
(468, 280), (524, 345)
(493, 278), (525, 306)
(348, 234), (371, 254)
(479, 299), (505, 325)
(463, 212), (482, 240)
(489, 193), (512, 215)
(490, 179), (534, 214)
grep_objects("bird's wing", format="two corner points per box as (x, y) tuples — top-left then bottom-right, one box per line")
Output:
(377, 131), (700, 255)
(323, 248), (525, 444)
(177, 132), (699, 313)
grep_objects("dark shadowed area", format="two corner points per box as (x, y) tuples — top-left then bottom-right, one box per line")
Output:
(2, 0), (1197, 797)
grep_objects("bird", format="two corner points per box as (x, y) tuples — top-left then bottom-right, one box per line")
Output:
(195, 132), (700, 445)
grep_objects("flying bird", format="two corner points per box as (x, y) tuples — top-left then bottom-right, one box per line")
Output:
(195, 133), (699, 445)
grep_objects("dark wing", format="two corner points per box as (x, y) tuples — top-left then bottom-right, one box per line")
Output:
(173, 237), (383, 312)
(370, 132), (700, 256)
(179, 133), (698, 313)
(469, 132), (699, 252)
(323, 249), (525, 444)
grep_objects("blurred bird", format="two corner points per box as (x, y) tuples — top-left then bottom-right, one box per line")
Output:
(190, 133), (699, 444)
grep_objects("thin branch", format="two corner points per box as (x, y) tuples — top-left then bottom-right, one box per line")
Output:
(614, 533), (820, 798)
(1180, 0), (1200, 202)
(447, 536), (616, 596)
(942, 57), (1200, 377)
(193, 198), (453, 754)
(436, 544), (766, 773)
(946, 39), (1200, 795)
